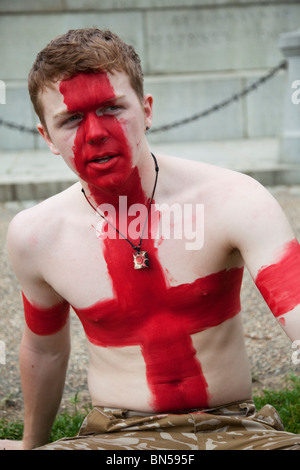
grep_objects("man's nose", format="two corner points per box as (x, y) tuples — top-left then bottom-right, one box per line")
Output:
(85, 113), (109, 145)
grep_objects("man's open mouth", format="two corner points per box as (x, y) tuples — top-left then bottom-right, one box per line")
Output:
(90, 155), (117, 164)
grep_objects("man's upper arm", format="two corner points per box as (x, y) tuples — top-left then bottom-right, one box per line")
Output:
(7, 209), (70, 338)
(229, 178), (300, 342)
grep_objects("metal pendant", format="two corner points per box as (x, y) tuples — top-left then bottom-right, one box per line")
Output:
(133, 251), (149, 269)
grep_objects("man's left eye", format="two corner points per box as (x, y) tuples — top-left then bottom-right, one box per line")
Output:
(106, 105), (122, 112)
(96, 106), (121, 116)
(68, 114), (81, 122)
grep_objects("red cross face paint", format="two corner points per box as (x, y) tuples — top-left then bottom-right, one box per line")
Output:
(68, 147), (245, 412)
(55, 71), (246, 412)
(22, 292), (70, 336)
(255, 238), (300, 319)
(59, 73), (134, 198)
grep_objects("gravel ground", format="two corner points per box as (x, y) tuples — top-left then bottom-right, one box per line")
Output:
(0, 186), (300, 421)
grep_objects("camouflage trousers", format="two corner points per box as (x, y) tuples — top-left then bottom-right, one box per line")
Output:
(37, 400), (300, 450)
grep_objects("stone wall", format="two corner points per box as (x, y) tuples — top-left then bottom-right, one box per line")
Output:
(0, 0), (299, 150)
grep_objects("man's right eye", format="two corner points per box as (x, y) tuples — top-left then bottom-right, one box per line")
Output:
(68, 114), (81, 123)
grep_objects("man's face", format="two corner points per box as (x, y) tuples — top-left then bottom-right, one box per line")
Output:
(38, 71), (153, 192)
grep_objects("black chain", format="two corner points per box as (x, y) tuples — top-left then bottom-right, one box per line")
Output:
(150, 60), (287, 134)
(0, 118), (39, 134)
(0, 60), (287, 136)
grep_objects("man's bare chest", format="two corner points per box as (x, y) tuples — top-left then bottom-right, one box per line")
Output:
(40, 212), (244, 411)
(43, 221), (243, 335)
(45, 216), (239, 301)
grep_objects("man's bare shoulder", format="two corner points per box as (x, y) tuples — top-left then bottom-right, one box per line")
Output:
(160, 153), (268, 201)
(7, 183), (82, 255)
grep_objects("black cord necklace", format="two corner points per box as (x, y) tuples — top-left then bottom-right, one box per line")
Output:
(81, 152), (159, 269)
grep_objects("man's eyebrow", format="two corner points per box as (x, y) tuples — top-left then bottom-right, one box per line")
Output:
(102, 94), (125, 104)
(53, 109), (73, 121)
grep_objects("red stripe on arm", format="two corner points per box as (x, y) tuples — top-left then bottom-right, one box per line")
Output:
(255, 239), (300, 318)
(22, 292), (70, 336)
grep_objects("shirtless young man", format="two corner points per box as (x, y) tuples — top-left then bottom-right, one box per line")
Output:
(1, 28), (300, 451)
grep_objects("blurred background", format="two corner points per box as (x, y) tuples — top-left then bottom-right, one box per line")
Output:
(0, 1), (299, 151)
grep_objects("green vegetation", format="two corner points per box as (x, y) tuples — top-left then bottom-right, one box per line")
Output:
(0, 393), (88, 443)
(0, 375), (299, 443)
(253, 375), (300, 434)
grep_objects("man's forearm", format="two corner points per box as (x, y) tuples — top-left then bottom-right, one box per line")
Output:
(19, 335), (70, 450)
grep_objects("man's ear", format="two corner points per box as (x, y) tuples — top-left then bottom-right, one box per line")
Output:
(143, 94), (153, 131)
(37, 123), (60, 155)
